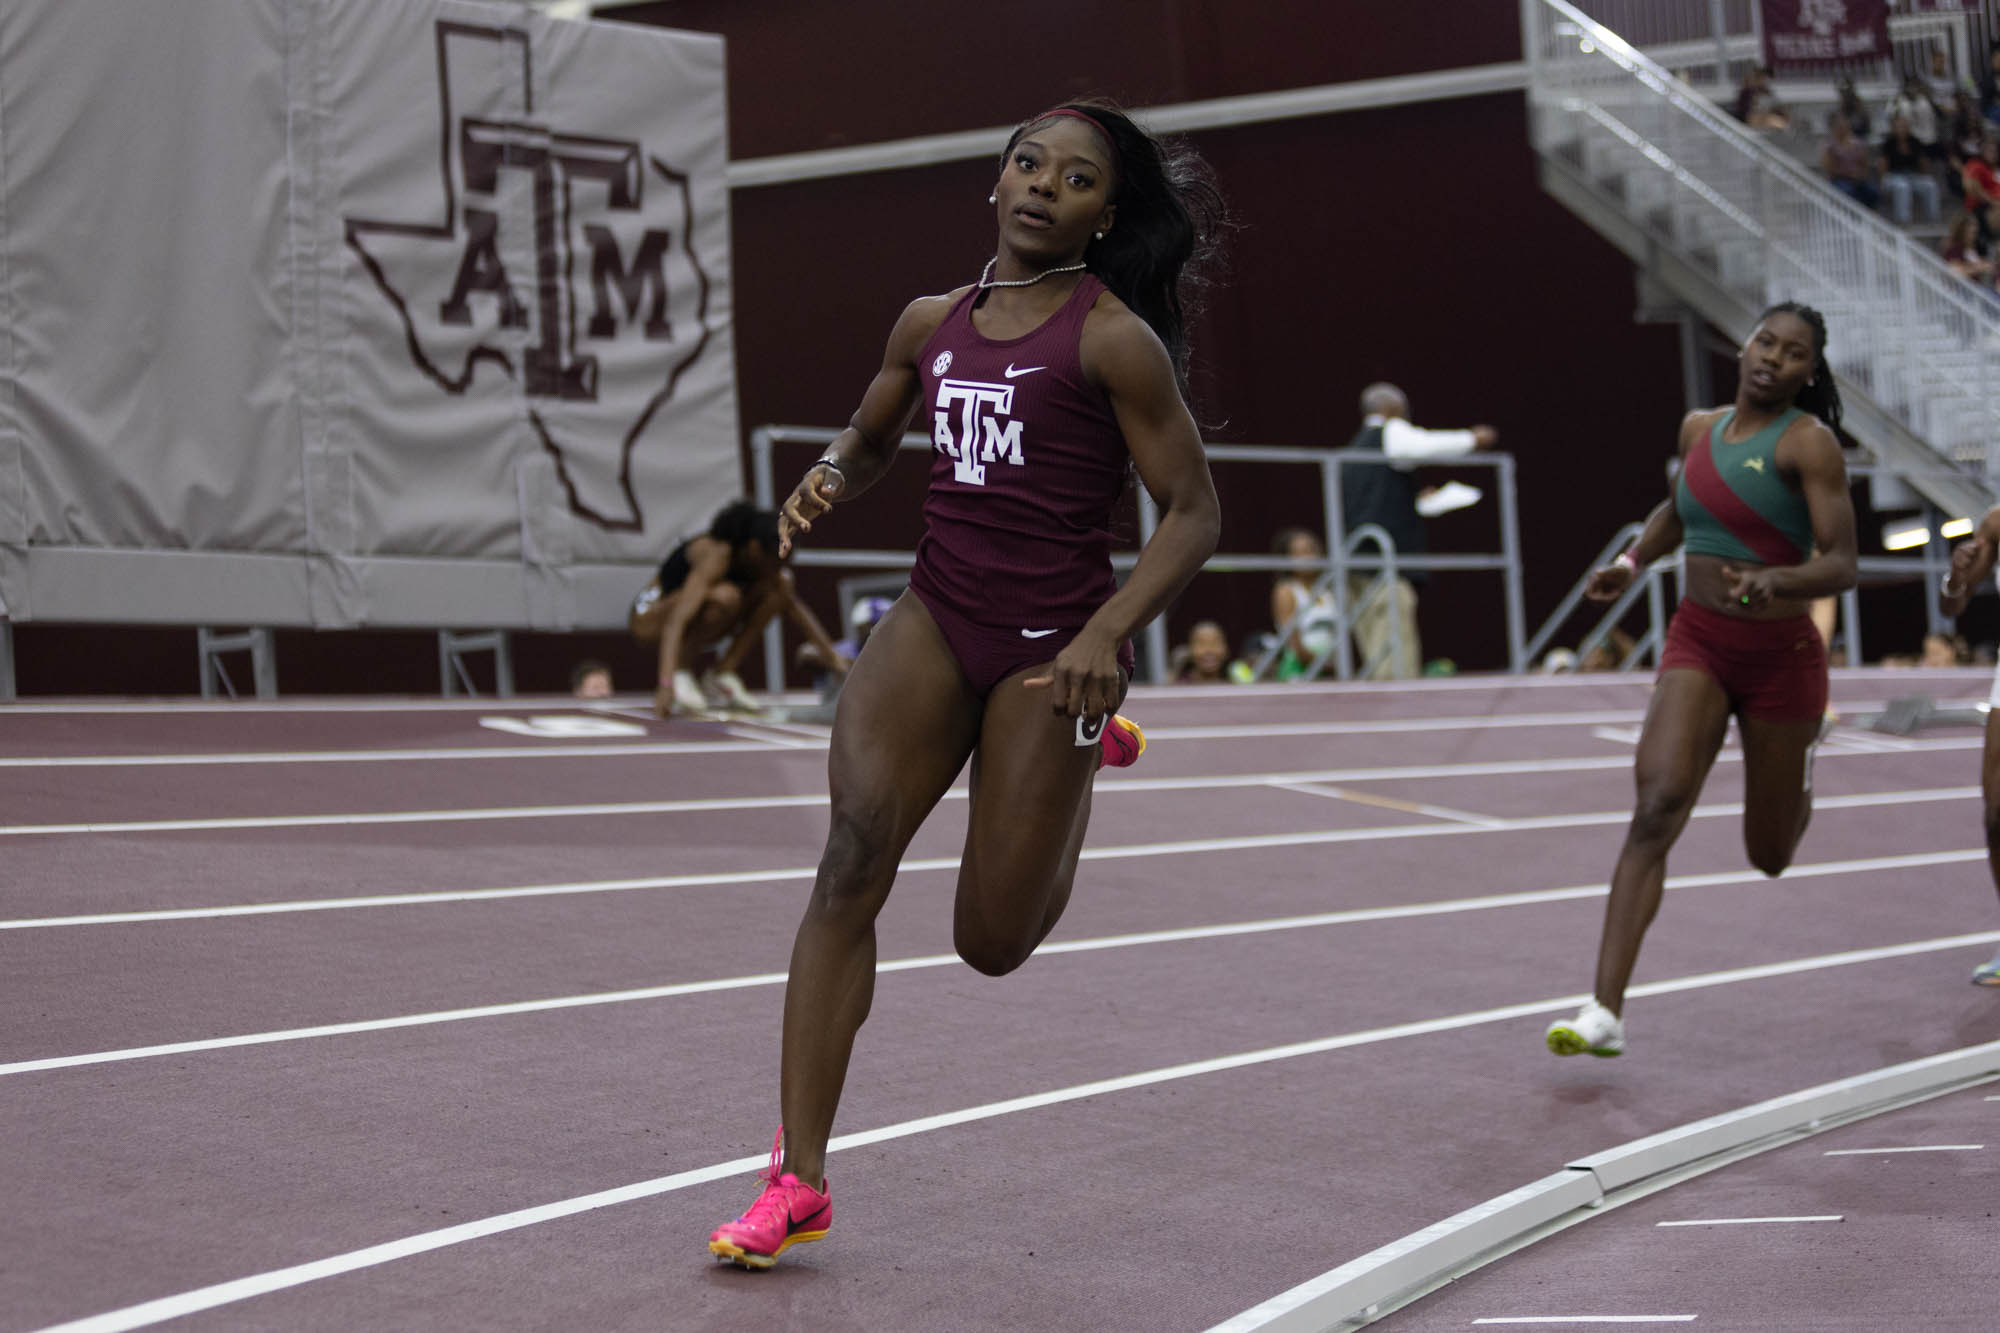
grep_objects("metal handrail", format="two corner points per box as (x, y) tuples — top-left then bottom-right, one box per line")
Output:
(1524, 522), (1643, 666)
(1575, 553), (1676, 670)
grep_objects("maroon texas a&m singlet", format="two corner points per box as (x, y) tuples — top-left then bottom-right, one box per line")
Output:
(907, 274), (1129, 631)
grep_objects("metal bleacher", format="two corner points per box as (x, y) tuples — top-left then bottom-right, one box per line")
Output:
(1523, 0), (1999, 526)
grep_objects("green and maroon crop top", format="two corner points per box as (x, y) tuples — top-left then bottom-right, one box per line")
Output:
(1674, 408), (1814, 566)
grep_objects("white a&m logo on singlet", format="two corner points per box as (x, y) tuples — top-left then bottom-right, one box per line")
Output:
(934, 379), (1025, 486)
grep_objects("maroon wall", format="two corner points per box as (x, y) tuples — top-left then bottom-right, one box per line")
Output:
(612, 0), (1525, 159)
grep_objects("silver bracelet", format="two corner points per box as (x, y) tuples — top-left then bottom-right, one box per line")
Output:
(1942, 573), (1966, 599)
(812, 456), (845, 481)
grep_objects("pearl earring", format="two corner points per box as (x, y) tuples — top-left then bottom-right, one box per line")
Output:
(1094, 231), (1105, 239)
(988, 194), (996, 204)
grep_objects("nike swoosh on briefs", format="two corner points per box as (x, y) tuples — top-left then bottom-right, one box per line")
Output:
(1020, 628), (1060, 638)
(1004, 364), (1045, 378)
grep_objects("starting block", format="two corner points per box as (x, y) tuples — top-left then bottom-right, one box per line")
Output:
(1859, 695), (1990, 735)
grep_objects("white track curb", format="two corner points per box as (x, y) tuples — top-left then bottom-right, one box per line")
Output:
(1207, 1038), (2000, 1332)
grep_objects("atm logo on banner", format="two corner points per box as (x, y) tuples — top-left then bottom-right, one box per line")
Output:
(1762, 0), (1889, 70)
(345, 19), (715, 531)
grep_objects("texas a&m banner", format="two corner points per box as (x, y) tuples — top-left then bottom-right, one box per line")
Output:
(0, 0), (737, 630)
(1761, 0), (1892, 76)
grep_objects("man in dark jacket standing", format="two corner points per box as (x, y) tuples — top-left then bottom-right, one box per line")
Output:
(1339, 383), (1497, 678)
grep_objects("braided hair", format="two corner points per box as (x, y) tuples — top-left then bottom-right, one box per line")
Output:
(1000, 100), (1229, 389)
(1757, 300), (1843, 434)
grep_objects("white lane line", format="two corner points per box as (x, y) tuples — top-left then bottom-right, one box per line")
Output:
(7, 713), (1986, 770)
(1472, 1312), (1688, 1320)
(0, 698), (673, 715)
(0, 711), (1640, 768)
(8, 899), (1996, 1078)
(1655, 1215), (1842, 1227)
(1269, 781), (1509, 827)
(26, 927), (1979, 1333)
(0, 793), (831, 836)
(0, 740), (781, 768)
(3, 811), (1982, 933)
(1821, 1144), (1984, 1155)
(0, 738), (1976, 835)
(0, 679), (1976, 714)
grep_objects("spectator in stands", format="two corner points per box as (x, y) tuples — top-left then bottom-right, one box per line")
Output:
(1885, 73), (1940, 153)
(1733, 65), (1790, 131)
(1932, 45), (1972, 108)
(1981, 41), (2000, 124)
(1879, 113), (1942, 225)
(1962, 133), (2000, 244)
(569, 659), (614, 699)
(1169, 620), (1232, 684)
(1268, 527), (1339, 680)
(1820, 111), (1880, 209)
(1942, 210), (1993, 284)
(629, 499), (849, 717)
(1923, 631), (1968, 667)
(1945, 90), (1988, 204)
(1340, 384), (1499, 680)
(1835, 76), (1872, 142)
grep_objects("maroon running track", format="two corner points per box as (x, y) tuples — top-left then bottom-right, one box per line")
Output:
(3, 669), (1997, 1332)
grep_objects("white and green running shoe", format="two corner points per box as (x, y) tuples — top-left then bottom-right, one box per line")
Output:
(1973, 953), (2000, 987)
(1546, 1000), (1625, 1057)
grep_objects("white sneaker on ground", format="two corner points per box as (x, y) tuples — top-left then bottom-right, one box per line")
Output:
(1546, 1000), (1625, 1057)
(671, 670), (709, 715)
(1973, 952), (2000, 987)
(702, 669), (760, 712)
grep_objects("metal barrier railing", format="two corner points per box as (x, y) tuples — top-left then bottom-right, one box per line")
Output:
(749, 426), (1529, 685)
(1524, 522), (1647, 668)
(1524, 0), (2000, 482)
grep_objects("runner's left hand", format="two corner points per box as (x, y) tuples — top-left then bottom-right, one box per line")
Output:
(1022, 628), (1125, 719)
(1719, 563), (1778, 610)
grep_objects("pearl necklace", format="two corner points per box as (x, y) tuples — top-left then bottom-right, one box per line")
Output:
(978, 257), (1087, 290)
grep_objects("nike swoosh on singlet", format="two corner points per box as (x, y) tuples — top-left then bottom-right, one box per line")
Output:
(1020, 628), (1060, 638)
(1004, 364), (1045, 378)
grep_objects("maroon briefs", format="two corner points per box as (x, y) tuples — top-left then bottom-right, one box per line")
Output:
(910, 582), (1134, 700)
(1657, 599), (1826, 723)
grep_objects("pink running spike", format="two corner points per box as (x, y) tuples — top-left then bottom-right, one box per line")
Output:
(1097, 714), (1146, 769)
(707, 1127), (832, 1270)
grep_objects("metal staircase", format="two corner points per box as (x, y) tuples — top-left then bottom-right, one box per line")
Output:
(1521, 0), (1999, 521)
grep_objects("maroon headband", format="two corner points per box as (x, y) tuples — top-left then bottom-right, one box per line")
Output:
(1027, 107), (1120, 172)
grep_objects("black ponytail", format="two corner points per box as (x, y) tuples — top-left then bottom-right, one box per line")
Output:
(1002, 100), (1229, 390)
(1759, 300), (1843, 434)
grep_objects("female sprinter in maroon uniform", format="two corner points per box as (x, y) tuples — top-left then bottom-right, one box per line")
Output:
(1937, 510), (2000, 986)
(707, 102), (1226, 1267)
(1546, 302), (1857, 1058)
